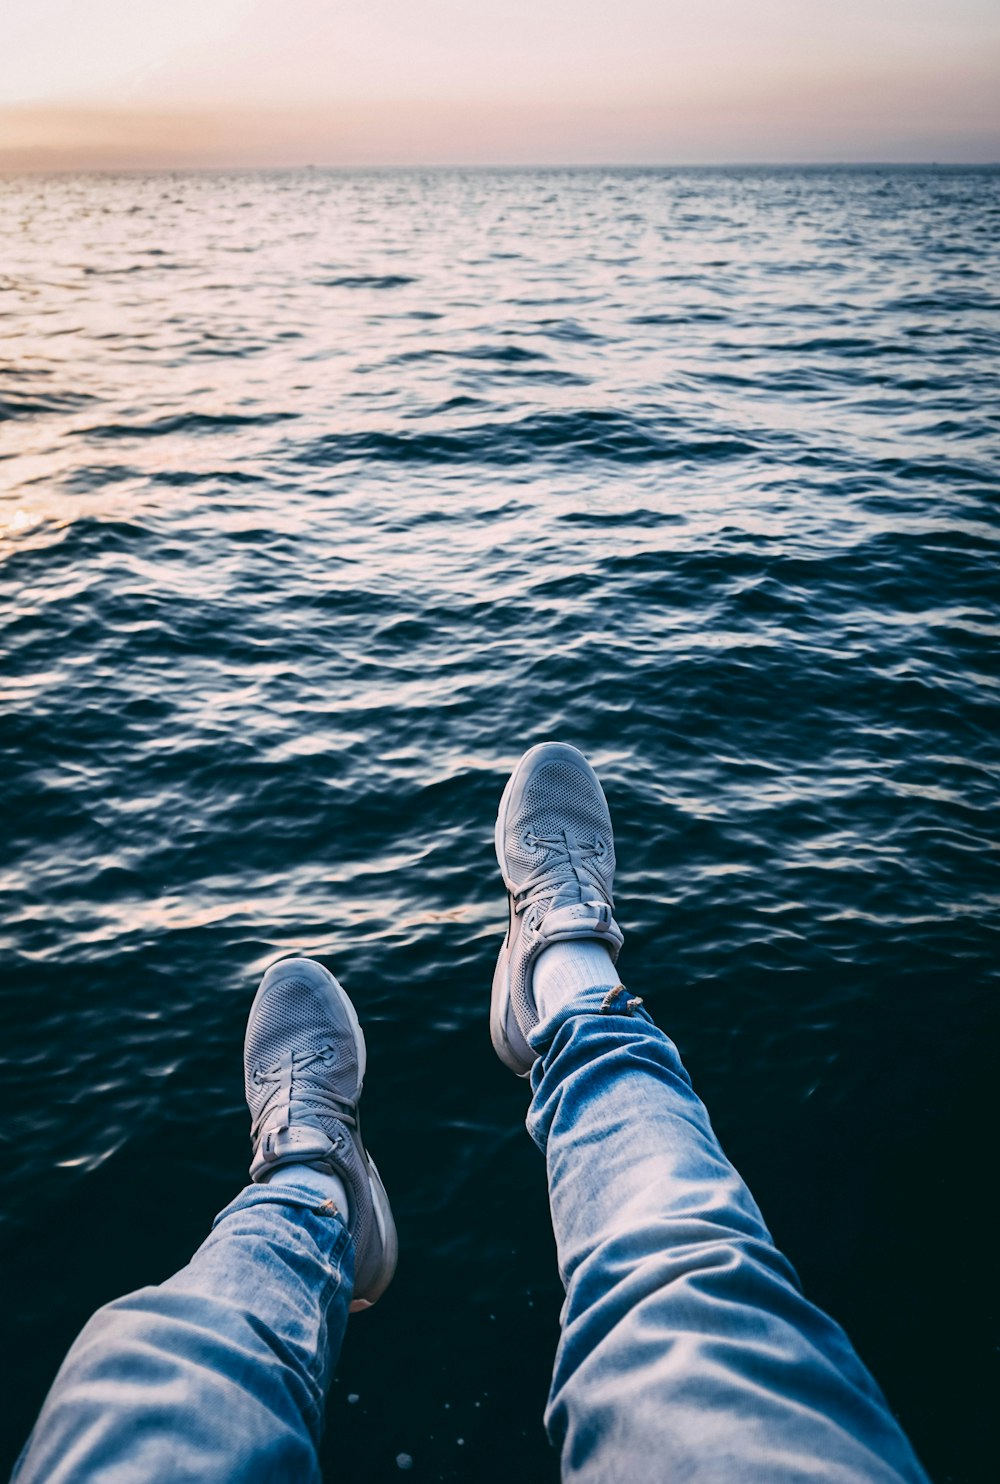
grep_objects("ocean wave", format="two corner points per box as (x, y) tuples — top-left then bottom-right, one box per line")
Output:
(294, 411), (756, 466)
(316, 273), (417, 289)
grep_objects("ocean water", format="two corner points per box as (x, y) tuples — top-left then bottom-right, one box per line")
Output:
(1, 166), (998, 1481)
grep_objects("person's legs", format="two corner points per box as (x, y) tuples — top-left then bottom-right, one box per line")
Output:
(528, 987), (928, 1483)
(14, 958), (396, 1484)
(492, 742), (929, 1483)
(14, 1177), (353, 1484)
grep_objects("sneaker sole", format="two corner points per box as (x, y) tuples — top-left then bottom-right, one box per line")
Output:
(348, 1152), (398, 1311)
(251, 958), (398, 1311)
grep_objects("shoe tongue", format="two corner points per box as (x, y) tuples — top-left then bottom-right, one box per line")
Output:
(540, 900), (608, 937)
(547, 879), (585, 911)
(550, 898), (593, 919)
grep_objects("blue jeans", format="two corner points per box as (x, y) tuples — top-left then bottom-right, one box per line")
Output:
(13, 1180), (352, 1484)
(527, 988), (928, 1483)
(15, 989), (929, 1482)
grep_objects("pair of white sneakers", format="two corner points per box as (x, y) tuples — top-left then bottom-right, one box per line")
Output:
(245, 742), (624, 1308)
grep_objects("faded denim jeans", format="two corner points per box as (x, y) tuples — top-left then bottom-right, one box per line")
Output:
(527, 986), (929, 1483)
(15, 986), (929, 1482)
(13, 1178), (352, 1484)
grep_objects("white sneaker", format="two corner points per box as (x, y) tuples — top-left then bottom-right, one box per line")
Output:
(245, 957), (398, 1309)
(491, 743), (624, 1075)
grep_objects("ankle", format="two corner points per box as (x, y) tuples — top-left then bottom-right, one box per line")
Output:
(260, 1162), (350, 1222)
(534, 940), (618, 1021)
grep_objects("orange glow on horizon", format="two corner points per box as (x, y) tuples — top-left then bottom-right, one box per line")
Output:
(1, 0), (998, 167)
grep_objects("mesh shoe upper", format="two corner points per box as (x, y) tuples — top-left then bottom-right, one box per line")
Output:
(493, 743), (623, 1073)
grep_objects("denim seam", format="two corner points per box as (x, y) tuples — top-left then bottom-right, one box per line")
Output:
(312, 1215), (355, 1448)
(212, 1183), (351, 1230)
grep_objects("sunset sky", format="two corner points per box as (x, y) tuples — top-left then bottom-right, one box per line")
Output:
(1, 0), (998, 168)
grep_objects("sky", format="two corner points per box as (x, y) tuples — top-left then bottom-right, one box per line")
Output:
(0, 0), (998, 168)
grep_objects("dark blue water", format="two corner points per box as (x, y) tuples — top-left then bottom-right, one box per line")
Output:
(2, 166), (998, 1481)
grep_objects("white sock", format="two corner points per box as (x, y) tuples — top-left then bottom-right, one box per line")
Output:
(534, 939), (618, 1021)
(262, 1162), (350, 1221)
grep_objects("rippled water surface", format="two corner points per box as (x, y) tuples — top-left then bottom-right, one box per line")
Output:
(2, 167), (998, 1481)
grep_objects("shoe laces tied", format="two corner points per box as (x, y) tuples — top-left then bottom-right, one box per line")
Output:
(514, 829), (609, 922)
(250, 1044), (358, 1145)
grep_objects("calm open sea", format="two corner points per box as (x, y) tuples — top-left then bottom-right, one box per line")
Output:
(1, 166), (998, 1481)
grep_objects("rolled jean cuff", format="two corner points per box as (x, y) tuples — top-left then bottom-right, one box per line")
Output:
(211, 1181), (349, 1231)
(528, 983), (655, 1058)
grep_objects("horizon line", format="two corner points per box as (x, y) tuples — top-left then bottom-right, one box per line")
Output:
(3, 159), (999, 175)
